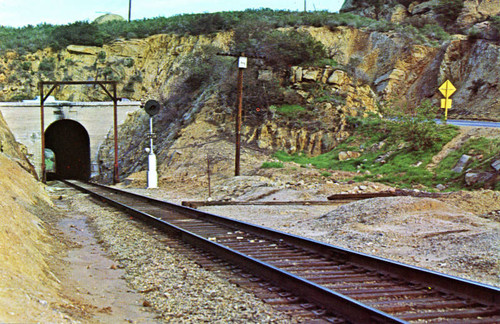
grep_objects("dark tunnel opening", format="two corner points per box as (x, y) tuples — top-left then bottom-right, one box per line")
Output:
(45, 119), (90, 181)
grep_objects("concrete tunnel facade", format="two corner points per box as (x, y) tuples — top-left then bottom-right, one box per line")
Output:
(45, 119), (90, 181)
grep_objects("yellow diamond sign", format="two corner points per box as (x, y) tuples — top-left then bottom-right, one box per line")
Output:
(439, 80), (456, 98)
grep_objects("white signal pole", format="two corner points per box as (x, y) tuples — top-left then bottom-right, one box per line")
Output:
(147, 116), (158, 188)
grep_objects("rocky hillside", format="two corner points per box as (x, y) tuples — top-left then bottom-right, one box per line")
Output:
(341, 0), (500, 33)
(1, 8), (500, 182)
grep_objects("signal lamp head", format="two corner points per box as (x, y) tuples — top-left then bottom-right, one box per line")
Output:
(144, 100), (161, 116)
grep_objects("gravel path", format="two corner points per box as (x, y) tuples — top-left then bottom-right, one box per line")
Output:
(119, 181), (500, 288)
(63, 185), (298, 323)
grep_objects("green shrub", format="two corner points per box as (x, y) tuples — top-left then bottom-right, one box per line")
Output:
(130, 72), (143, 83)
(270, 104), (308, 118)
(97, 51), (106, 62)
(434, 0), (464, 27)
(1, 9), (451, 55)
(261, 161), (284, 169)
(233, 27), (327, 71)
(65, 58), (75, 66)
(124, 57), (135, 68)
(272, 101), (460, 189)
(20, 61), (31, 71)
(122, 81), (135, 92)
(382, 100), (454, 151)
(38, 57), (55, 72)
(421, 24), (450, 41)
(321, 171), (332, 177)
(50, 21), (104, 50)
(9, 94), (31, 101)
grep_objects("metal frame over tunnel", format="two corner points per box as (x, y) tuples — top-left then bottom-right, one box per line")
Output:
(39, 81), (119, 183)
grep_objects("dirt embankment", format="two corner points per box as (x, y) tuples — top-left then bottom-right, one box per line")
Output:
(0, 153), (71, 322)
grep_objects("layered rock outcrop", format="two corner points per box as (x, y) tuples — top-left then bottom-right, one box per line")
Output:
(2, 18), (500, 181)
(341, 0), (500, 30)
(0, 32), (232, 102)
(305, 26), (500, 120)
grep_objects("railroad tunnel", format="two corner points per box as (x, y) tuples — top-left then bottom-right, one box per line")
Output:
(45, 119), (90, 181)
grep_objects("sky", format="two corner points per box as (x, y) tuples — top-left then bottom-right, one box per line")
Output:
(0, 0), (345, 28)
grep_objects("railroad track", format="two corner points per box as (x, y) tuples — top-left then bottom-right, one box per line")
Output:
(62, 180), (500, 323)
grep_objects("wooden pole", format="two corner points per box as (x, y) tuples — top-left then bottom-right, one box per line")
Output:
(235, 65), (244, 176)
(217, 52), (264, 176)
(113, 82), (119, 184)
(40, 83), (46, 183)
(207, 154), (211, 197)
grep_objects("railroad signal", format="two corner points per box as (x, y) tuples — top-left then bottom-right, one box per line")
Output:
(144, 99), (161, 116)
(143, 99), (162, 188)
(439, 80), (456, 121)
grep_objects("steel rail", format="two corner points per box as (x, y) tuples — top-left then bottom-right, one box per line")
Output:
(62, 180), (500, 323)
(63, 180), (402, 323)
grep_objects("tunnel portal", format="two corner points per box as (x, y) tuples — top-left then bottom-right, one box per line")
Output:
(45, 119), (90, 181)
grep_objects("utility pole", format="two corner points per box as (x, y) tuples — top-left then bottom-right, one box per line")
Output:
(128, 0), (132, 22)
(304, 0), (307, 12)
(217, 52), (264, 176)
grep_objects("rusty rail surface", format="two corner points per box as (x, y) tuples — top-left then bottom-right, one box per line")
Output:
(62, 180), (500, 323)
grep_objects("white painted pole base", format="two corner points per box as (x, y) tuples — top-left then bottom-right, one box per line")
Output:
(147, 153), (158, 188)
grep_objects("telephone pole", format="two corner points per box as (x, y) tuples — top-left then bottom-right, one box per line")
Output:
(217, 52), (264, 176)
(128, 0), (132, 22)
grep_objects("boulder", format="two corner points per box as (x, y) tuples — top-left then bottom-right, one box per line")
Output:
(338, 151), (361, 161)
(327, 70), (348, 85)
(451, 154), (472, 173)
(465, 172), (494, 186)
(469, 21), (500, 41)
(258, 69), (273, 81)
(66, 45), (100, 55)
(491, 159), (500, 172)
(390, 4), (409, 23)
(93, 14), (125, 24)
(410, 1), (437, 15)
(436, 184), (446, 191)
(302, 69), (321, 81)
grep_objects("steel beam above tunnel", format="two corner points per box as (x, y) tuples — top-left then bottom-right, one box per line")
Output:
(39, 81), (119, 184)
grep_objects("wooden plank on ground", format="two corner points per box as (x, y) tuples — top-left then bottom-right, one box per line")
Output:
(182, 200), (350, 209)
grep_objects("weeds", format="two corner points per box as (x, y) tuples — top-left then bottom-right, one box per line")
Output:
(273, 101), (463, 189)
(261, 161), (284, 169)
(1, 9), (452, 55)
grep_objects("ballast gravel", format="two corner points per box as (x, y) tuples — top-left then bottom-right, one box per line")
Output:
(67, 191), (297, 323)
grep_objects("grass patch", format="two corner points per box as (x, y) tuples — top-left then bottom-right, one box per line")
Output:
(261, 161), (284, 169)
(272, 105), (464, 189)
(270, 104), (307, 117)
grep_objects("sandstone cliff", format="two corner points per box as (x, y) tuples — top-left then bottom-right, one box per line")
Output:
(341, 0), (500, 32)
(2, 13), (500, 182)
(2, 23), (499, 121)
